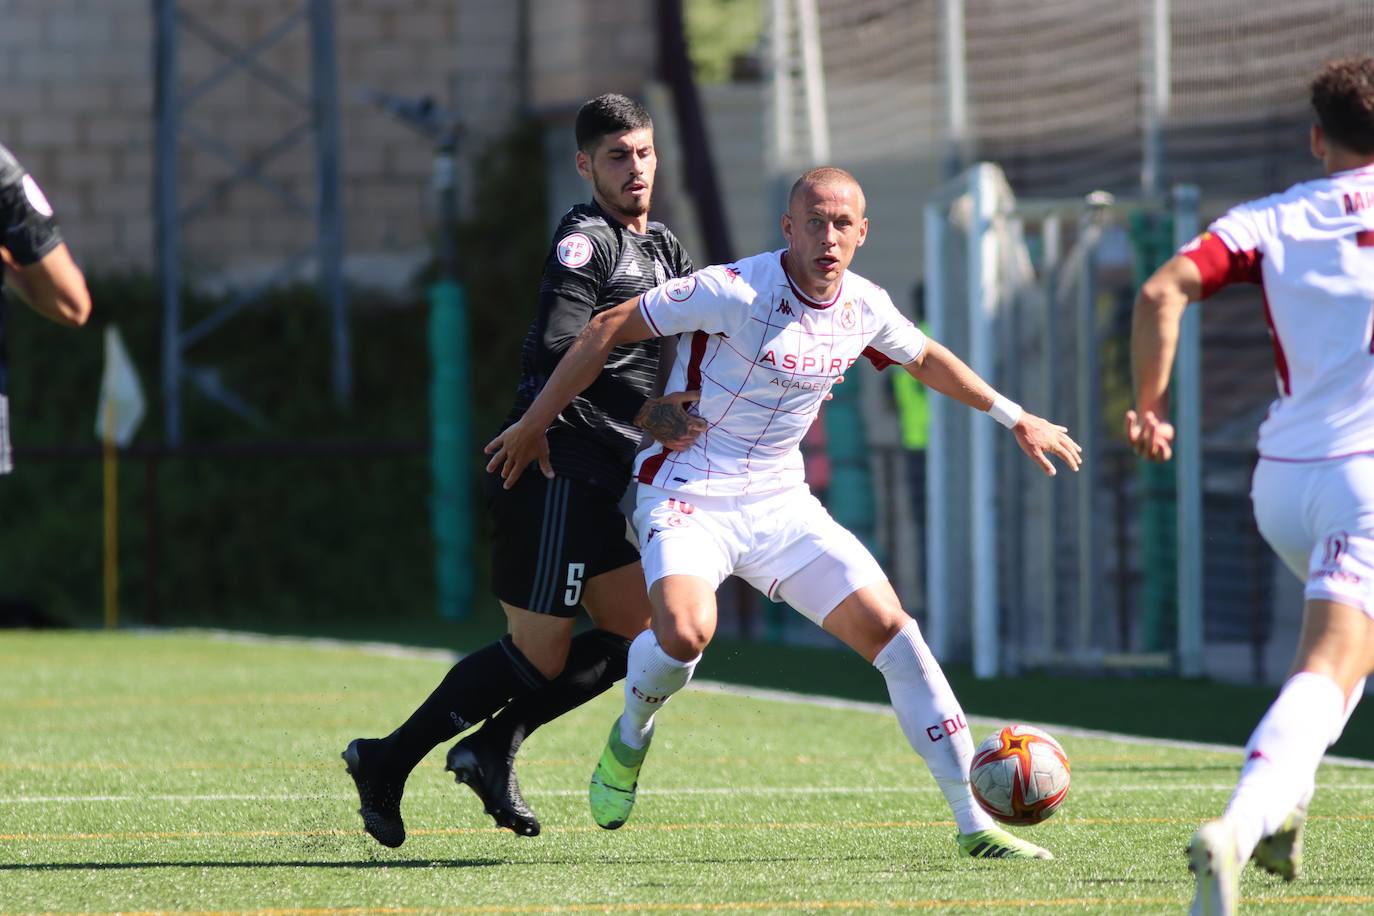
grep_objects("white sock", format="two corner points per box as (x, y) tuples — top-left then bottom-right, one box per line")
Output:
(619, 629), (699, 749)
(1334, 677), (1365, 745)
(1293, 677), (1370, 813)
(1224, 671), (1345, 860)
(874, 620), (994, 834)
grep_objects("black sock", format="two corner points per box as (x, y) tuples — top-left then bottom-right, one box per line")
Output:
(477, 628), (633, 761)
(379, 634), (548, 776)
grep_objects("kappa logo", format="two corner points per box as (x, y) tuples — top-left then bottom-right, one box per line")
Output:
(556, 232), (593, 268)
(777, 299), (794, 316)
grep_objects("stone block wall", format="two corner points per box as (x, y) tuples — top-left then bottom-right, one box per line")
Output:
(0, 0), (657, 287)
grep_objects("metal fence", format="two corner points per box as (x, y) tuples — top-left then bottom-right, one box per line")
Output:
(919, 163), (1281, 678)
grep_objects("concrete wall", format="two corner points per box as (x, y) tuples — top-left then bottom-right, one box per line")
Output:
(0, 0), (659, 289)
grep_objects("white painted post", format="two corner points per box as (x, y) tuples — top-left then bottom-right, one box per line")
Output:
(924, 200), (950, 658)
(969, 164), (999, 678)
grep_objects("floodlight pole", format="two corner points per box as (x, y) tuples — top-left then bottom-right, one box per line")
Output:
(941, 0), (969, 177)
(154, 0), (349, 445)
(1141, 0), (1171, 198)
(1173, 183), (1204, 677)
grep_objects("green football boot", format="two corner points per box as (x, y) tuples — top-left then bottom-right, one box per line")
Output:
(1188, 819), (1241, 916)
(589, 721), (651, 830)
(1252, 800), (1308, 882)
(956, 826), (1054, 860)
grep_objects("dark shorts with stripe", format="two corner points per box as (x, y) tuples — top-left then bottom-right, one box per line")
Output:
(486, 470), (640, 617)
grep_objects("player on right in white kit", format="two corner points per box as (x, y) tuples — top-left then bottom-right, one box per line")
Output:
(1128, 56), (1374, 916)
(487, 166), (1083, 861)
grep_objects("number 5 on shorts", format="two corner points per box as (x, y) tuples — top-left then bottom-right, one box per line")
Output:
(564, 562), (586, 606)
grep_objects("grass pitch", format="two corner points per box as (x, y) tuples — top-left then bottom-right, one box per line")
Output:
(2, 631), (1373, 914)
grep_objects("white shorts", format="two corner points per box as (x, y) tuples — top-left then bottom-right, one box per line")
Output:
(1252, 455), (1374, 617)
(633, 484), (887, 625)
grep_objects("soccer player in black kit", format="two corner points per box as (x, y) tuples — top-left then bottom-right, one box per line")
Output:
(0, 143), (91, 474)
(344, 94), (703, 847)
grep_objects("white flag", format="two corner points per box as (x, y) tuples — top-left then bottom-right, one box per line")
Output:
(95, 325), (145, 447)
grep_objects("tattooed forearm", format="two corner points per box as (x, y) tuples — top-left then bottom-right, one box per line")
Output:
(637, 400), (696, 441)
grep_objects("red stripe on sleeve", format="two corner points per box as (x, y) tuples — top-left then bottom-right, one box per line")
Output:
(638, 330), (710, 486)
(1181, 232), (1261, 299)
(1258, 272), (1291, 397)
(861, 346), (897, 370)
(685, 330), (709, 389)
(637, 446), (670, 484)
(640, 296), (664, 336)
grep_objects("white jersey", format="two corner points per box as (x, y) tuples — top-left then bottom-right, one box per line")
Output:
(633, 249), (926, 495)
(1183, 163), (1374, 460)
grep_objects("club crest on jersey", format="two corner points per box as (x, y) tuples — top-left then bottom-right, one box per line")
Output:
(556, 232), (593, 268)
(21, 174), (52, 218)
(839, 300), (857, 330)
(665, 276), (697, 302)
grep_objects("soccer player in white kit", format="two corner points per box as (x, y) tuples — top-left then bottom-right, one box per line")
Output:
(1128, 56), (1374, 916)
(488, 166), (1083, 860)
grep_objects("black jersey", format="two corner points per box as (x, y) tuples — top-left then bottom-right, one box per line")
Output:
(0, 143), (62, 476)
(0, 142), (63, 399)
(505, 201), (693, 493)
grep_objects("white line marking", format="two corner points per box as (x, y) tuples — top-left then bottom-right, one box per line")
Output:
(687, 681), (1374, 769)
(156, 628), (1374, 770)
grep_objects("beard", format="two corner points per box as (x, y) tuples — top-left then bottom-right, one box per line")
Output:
(593, 172), (651, 218)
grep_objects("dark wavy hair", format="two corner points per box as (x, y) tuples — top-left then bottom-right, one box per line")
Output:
(575, 94), (652, 154)
(1311, 56), (1374, 154)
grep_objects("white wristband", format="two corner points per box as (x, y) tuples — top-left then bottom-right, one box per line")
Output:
(988, 394), (1023, 429)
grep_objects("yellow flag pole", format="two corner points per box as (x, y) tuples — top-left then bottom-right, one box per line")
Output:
(102, 395), (118, 630)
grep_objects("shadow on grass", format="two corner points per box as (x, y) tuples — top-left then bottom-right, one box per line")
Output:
(0, 858), (504, 871)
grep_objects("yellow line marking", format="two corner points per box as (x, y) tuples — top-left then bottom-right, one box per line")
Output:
(7, 897), (1374, 915)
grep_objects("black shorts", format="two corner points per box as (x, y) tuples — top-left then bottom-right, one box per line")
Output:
(487, 471), (640, 617)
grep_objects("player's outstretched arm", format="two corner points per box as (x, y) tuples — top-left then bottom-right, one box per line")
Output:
(906, 339), (1082, 476)
(1, 243), (90, 327)
(1126, 254), (1202, 463)
(485, 296), (656, 488)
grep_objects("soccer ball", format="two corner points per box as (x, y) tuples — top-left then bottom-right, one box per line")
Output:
(969, 724), (1071, 825)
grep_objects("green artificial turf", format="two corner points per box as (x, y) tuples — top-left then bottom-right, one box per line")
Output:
(2, 630), (1372, 914)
